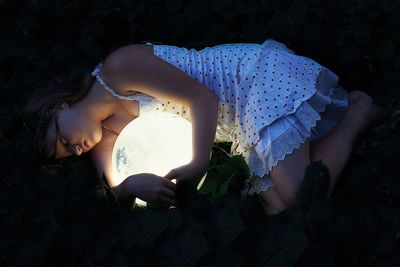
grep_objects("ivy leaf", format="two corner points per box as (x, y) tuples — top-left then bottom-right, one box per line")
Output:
(0, 227), (18, 255)
(307, 222), (336, 250)
(378, 0), (400, 13)
(165, 208), (185, 233)
(11, 240), (40, 266)
(157, 225), (208, 267)
(307, 199), (336, 223)
(258, 224), (310, 266)
(205, 207), (245, 248)
(83, 230), (116, 263)
(294, 161), (331, 208)
(176, 178), (214, 219)
(118, 209), (167, 249)
(165, 0), (183, 14)
(234, 1), (260, 15)
(34, 215), (59, 255)
(217, 172), (235, 196)
(98, 174), (121, 213)
(109, 252), (131, 267)
(347, 22), (371, 44)
(371, 39), (395, 62)
(52, 216), (98, 251)
(199, 155), (249, 200)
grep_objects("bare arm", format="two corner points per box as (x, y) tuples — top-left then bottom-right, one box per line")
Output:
(89, 129), (176, 206)
(102, 45), (219, 174)
(88, 130), (128, 200)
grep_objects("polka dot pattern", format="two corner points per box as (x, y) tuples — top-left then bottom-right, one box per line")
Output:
(92, 38), (338, 149)
(92, 39), (345, 195)
(148, 39), (335, 151)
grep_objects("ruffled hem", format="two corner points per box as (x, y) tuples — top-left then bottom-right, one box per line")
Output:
(239, 72), (348, 196)
(257, 83), (348, 176)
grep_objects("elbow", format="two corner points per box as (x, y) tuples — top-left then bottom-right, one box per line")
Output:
(191, 88), (219, 109)
(207, 90), (219, 106)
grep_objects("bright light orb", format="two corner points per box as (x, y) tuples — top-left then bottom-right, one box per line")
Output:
(111, 112), (193, 206)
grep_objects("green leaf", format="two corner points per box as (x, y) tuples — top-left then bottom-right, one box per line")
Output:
(281, 205), (305, 228)
(0, 227), (18, 255)
(52, 217), (97, 251)
(217, 173), (235, 196)
(378, 0), (400, 13)
(165, 208), (185, 232)
(371, 39), (395, 62)
(258, 224), (310, 266)
(294, 161), (331, 208)
(308, 199), (336, 223)
(12, 240), (40, 266)
(98, 174), (121, 213)
(205, 207), (245, 248)
(198, 176), (219, 196)
(118, 209), (167, 249)
(199, 155), (249, 201)
(176, 178), (214, 218)
(109, 252), (131, 267)
(35, 215), (59, 255)
(157, 225), (208, 267)
(307, 223), (336, 250)
(84, 230), (116, 263)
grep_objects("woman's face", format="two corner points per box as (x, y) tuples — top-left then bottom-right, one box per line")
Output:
(45, 102), (102, 159)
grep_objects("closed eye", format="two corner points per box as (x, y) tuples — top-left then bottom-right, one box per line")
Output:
(59, 136), (68, 146)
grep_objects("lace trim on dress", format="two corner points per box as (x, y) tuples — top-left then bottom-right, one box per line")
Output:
(240, 83), (348, 196)
(91, 62), (160, 112)
(91, 63), (137, 101)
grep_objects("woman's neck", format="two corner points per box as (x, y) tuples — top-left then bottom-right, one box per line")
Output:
(77, 82), (118, 123)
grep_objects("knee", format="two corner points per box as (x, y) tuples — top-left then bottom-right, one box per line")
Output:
(280, 190), (298, 207)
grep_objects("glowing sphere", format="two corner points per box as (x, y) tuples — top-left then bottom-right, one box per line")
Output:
(111, 112), (193, 205)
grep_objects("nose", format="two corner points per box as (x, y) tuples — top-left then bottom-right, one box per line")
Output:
(71, 144), (82, 156)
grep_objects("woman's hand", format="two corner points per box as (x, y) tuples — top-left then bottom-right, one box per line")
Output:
(124, 173), (177, 207)
(163, 161), (207, 183)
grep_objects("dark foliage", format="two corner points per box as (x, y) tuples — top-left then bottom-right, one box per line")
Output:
(1, 0), (400, 266)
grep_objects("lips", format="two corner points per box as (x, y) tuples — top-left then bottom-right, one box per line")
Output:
(83, 140), (89, 148)
(82, 140), (91, 150)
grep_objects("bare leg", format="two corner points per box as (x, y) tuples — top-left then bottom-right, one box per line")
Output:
(266, 140), (312, 207)
(310, 90), (390, 197)
(259, 90), (389, 211)
(258, 186), (288, 215)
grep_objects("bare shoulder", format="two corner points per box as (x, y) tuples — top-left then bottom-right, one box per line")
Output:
(101, 42), (218, 108)
(104, 44), (154, 70)
(100, 43), (156, 92)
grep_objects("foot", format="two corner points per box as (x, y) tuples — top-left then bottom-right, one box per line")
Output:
(346, 90), (390, 134)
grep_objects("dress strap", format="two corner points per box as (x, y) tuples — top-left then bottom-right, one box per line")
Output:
(91, 61), (160, 112)
(91, 62), (140, 101)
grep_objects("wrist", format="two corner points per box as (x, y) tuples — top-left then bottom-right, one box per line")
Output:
(112, 179), (133, 202)
(194, 150), (212, 172)
(188, 160), (208, 182)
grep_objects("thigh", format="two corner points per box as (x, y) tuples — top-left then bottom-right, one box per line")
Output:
(269, 140), (311, 206)
(259, 186), (287, 214)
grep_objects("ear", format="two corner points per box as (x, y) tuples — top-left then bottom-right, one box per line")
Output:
(60, 102), (69, 109)
(53, 102), (70, 114)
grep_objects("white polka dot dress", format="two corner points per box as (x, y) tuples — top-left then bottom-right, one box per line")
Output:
(91, 38), (349, 196)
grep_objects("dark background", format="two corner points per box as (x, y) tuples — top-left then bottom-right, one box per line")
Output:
(1, 0), (400, 266)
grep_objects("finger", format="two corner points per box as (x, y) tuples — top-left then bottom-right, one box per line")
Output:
(163, 179), (177, 191)
(157, 195), (174, 207)
(165, 170), (180, 181)
(162, 188), (176, 200)
(164, 173), (176, 181)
